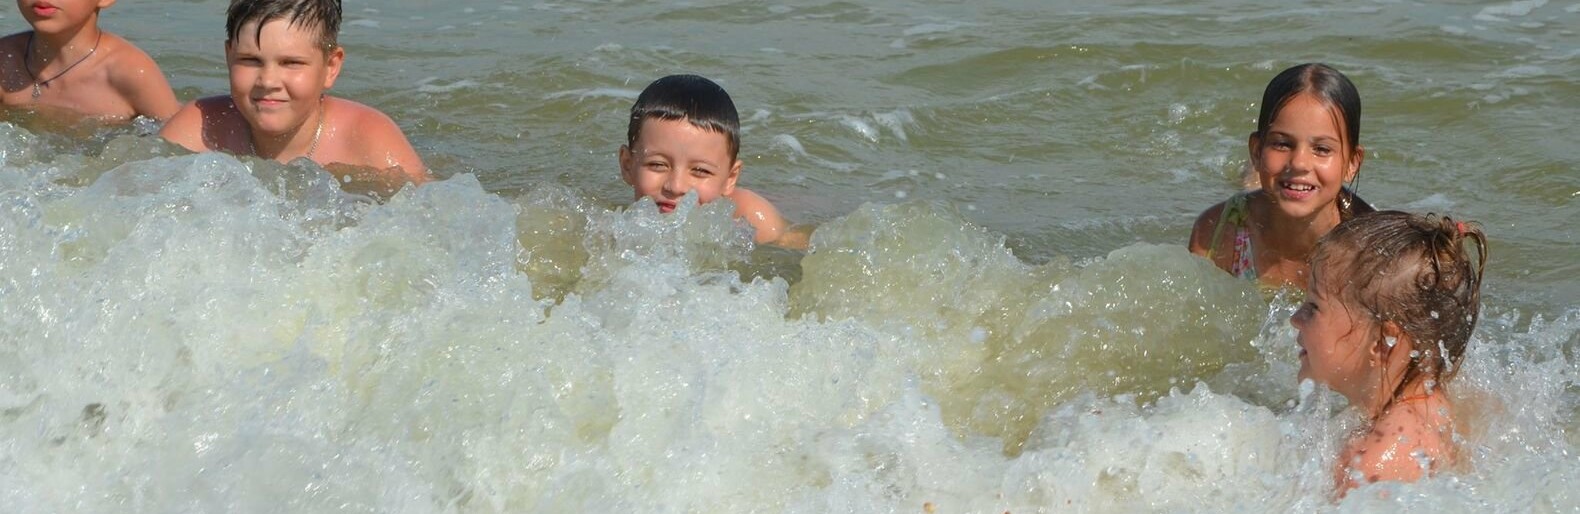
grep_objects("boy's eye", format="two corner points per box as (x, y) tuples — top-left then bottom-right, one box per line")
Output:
(692, 167), (714, 177)
(644, 161), (669, 171)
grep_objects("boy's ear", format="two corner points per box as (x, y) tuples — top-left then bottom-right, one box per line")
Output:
(618, 145), (635, 186)
(322, 46), (346, 90)
(722, 159), (742, 196)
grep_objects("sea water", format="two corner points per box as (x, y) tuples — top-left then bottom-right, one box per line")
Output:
(1, 0), (1577, 512)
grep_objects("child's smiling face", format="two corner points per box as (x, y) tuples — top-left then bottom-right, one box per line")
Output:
(1291, 265), (1380, 401)
(1252, 93), (1361, 220)
(225, 18), (341, 138)
(620, 117), (740, 213)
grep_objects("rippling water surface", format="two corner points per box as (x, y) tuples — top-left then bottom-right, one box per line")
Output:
(2, 1), (1577, 512)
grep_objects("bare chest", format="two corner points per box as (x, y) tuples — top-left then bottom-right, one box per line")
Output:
(0, 66), (134, 120)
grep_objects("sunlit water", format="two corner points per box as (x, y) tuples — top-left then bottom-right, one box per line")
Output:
(2, 1), (1577, 512)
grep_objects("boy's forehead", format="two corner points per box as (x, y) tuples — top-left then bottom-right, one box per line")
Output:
(634, 117), (730, 146)
(231, 17), (327, 45)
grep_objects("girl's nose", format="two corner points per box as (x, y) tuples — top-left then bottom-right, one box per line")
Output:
(1290, 305), (1309, 329)
(1289, 147), (1318, 172)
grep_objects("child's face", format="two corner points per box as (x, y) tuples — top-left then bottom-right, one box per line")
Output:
(1251, 93), (1362, 220)
(16, 0), (112, 34)
(1290, 266), (1379, 401)
(619, 118), (740, 213)
(225, 18), (343, 138)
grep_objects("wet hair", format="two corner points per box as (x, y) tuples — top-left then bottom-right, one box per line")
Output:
(1256, 63), (1364, 219)
(226, 0), (342, 51)
(1312, 211), (1488, 404)
(626, 74), (741, 160)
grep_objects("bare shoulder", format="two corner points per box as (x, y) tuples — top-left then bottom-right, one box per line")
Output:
(160, 96), (244, 153)
(98, 33), (162, 74)
(728, 187), (788, 245)
(1188, 200), (1229, 256)
(0, 32), (29, 87)
(0, 31), (27, 51)
(330, 97), (400, 127)
(99, 32), (179, 120)
(324, 97), (428, 180)
(1341, 409), (1450, 491)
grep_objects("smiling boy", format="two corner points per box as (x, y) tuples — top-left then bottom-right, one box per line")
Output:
(159, 0), (428, 196)
(0, 0), (180, 121)
(620, 74), (788, 245)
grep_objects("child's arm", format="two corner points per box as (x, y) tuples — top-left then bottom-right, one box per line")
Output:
(108, 42), (180, 121)
(728, 188), (788, 245)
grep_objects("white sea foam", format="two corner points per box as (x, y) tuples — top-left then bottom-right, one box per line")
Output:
(0, 125), (1577, 512)
(1474, 0), (1549, 21)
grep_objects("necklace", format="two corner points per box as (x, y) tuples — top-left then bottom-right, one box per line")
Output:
(24, 30), (103, 100)
(248, 99), (325, 160)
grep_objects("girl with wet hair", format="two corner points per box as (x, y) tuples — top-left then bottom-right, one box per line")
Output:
(1189, 63), (1375, 288)
(1290, 211), (1488, 494)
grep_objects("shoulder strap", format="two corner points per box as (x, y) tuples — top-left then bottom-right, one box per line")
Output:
(1207, 192), (1250, 259)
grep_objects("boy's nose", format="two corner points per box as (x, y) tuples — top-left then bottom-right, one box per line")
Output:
(256, 65), (282, 87)
(661, 172), (688, 197)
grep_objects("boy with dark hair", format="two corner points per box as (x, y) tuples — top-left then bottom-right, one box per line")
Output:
(160, 0), (428, 196)
(619, 74), (788, 245)
(0, 0), (180, 121)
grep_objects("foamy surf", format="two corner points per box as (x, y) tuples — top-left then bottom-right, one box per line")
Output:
(0, 125), (1577, 512)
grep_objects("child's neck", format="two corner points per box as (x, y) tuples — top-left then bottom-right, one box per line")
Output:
(29, 23), (102, 66)
(1366, 378), (1441, 421)
(1253, 199), (1343, 259)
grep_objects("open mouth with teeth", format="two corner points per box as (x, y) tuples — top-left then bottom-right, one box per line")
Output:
(1278, 180), (1317, 200)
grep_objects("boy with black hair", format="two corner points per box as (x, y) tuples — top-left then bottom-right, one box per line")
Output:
(160, 0), (428, 196)
(1, 0), (180, 121)
(620, 74), (788, 245)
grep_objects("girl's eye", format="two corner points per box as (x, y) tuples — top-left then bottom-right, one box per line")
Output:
(1314, 146), (1333, 156)
(1271, 141), (1293, 150)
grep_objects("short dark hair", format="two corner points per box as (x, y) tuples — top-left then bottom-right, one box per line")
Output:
(226, 0), (342, 51)
(626, 74), (741, 160)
